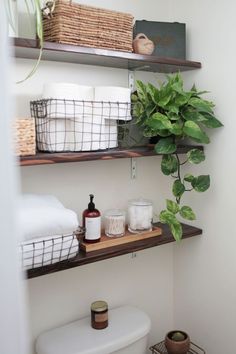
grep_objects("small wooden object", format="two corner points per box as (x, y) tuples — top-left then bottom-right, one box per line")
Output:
(80, 226), (162, 253)
(133, 33), (155, 55)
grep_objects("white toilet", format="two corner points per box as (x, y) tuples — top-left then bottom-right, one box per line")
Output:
(36, 305), (151, 354)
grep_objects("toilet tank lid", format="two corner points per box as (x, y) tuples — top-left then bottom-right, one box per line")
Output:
(36, 305), (151, 354)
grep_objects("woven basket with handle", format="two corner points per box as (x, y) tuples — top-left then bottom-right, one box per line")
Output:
(43, 0), (134, 52)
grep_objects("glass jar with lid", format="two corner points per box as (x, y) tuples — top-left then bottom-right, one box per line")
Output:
(91, 300), (108, 330)
(128, 198), (153, 233)
(104, 209), (126, 237)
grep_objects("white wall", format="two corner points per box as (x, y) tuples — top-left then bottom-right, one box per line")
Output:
(15, 1), (175, 353)
(169, 1), (235, 353)
(0, 5), (29, 354)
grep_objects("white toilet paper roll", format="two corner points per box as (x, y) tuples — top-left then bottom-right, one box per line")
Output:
(42, 83), (94, 118)
(94, 86), (132, 121)
(105, 120), (118, 148)
(41, 83), (95, 151)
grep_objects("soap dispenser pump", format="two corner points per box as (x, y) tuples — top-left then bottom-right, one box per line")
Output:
(83, 194), (101, 243)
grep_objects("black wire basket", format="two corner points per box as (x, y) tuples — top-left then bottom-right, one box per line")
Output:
(150, 341), (206, 354)
(30, 99), (143, 152)
(20, 233), (80, 270)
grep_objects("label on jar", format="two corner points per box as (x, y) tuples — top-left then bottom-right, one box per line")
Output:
(95, 312), (108, 323)
(85, 217), (101, 240)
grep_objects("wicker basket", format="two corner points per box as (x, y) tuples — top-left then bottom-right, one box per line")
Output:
(43, 0), (134, 52)
(13, 118), (36, 156)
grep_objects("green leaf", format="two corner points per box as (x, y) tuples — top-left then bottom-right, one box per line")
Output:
(166, 199), (180, 214)
(200, 113), (224, 128)
(136, 80), (148, 103)
(165, 104), (179, 115)
(159, 210), (176, 224)
(183, 121), (210, 144)
(191, 175), (210, 192)
(147, 83), (159, 104)
(174, 93), (190, 106)
(169, 122), (183, 136)
(147, 112), (172, 130)
(161, 155), (178, 175)
(184, 174), (195, 182)
(172, 180), (185, 198)
(155, 129), (171, 137)
(182, 109), (207, 123)
(131, 93), (138, 102)
(170, 220), (183, 242)
(188, 97), (214, 114)
(155, 137), (177, 154)
(145, 104), (156, 119)
(187, 149), (205, 164)
(180, 206), (196, 220)
(158, 94), (172, 108)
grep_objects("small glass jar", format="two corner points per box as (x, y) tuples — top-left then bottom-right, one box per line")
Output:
(128, 198), (153, 233)
(91, 300), (108, 330)
(104, 209), (126, 237)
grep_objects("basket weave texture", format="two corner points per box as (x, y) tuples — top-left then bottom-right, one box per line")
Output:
(43, 0), (134, 52)
(13, 118), (36, 156)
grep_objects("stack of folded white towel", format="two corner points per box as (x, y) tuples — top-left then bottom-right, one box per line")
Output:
(19, 194), (79, 269)
(37, 83), (131, 152)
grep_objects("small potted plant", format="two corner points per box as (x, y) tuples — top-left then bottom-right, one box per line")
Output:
(132, 73), (223, 241)
(165, 330), (190, 354)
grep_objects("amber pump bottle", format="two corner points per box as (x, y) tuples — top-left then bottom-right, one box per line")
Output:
(83, 194), (101, 243)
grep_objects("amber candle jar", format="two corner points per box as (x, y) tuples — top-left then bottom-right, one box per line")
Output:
(91, 301), (108, 330)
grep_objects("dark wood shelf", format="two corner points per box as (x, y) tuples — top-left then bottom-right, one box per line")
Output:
(19, 145), (203, 167)
(27, 223), (202, 279)
(13, 37), (201, 73)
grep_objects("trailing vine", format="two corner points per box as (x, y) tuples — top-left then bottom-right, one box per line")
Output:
(132, 73), (223, 241)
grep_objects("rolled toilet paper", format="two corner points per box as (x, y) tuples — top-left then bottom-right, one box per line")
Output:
(94, 86), (132, 121)
(42, 83), (94, 118)
(41, 83), (95, 151)
(105, 120), (118, 148)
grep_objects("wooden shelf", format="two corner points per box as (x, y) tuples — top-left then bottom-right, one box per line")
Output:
(27, 223), (202, 279)
(13, 37), (201, 73)
(19, 145), (203, 167)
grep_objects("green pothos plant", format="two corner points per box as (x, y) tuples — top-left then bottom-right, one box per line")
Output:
(132, 73), (223, 241)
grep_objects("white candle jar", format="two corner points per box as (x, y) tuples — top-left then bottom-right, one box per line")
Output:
(128, 199), (153, 233)
(104, 209), (126, 237)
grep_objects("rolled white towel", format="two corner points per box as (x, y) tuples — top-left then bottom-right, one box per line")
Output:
(18, 194), (79, 241)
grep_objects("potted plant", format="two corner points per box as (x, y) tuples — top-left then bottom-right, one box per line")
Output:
(165, 330), (190, 354)
(132, 73), (223, 241)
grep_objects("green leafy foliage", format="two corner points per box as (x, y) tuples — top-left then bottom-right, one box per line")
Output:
(191, 175), (210, 192)
(172, 180), (185, 198)
(161, 155), (178, 175)
(155, 137), (177, 154)
(183, 121), (210, 144)
(166, 199), (179, 214)
(170, 221), (183, 242)
(184, 174), (195, 182)
(132, 73), (223, 241)
(132, 73), (222, 144)
(187, 149), (205, 164)
(180, 206), (196, 220)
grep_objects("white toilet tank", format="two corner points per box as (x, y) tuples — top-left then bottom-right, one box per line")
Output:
(36, 305), (151, 354)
